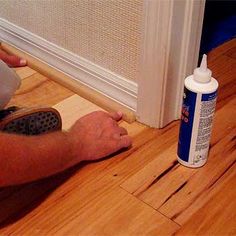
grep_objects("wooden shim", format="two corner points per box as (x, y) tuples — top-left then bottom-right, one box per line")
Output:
(13, 66), (37, 80)
(53, 94), (104, 130)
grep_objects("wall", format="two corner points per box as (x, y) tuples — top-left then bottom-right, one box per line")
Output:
(0, 0), (143, 82)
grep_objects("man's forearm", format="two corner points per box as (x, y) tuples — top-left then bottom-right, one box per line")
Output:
(0, 131), (77, 187)
(0, 111), (132, 187)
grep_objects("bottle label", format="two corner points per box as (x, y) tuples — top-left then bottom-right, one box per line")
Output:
(177, 87), (217, 166)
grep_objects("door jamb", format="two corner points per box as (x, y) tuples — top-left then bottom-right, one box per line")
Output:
(137, 0), (206, 128)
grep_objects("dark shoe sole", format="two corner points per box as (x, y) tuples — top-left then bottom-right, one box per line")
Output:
(0, 108), (62, 135)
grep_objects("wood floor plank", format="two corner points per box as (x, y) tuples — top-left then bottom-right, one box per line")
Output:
(157, 96), (236, 223)
(54, 187), (180, 236)
(53, 94), (104, 130)
(120, 144), (196, 196)
(7, 73), (74, 108)
(175, 162), (236, 235)
(104, 122), (179, 183)
(13, 66), (37, 80)
(120, 96), (236, 225)
(120, 143), (197, 205)
(208, 38), (236, 61)
(159, 128), (235, 225)
(225, 45), (236, 59)
(0, 186), (180, 236)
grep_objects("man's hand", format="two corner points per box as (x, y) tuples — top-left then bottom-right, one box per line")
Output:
(0, 49), (26, 67)
(69, 111), (132, 161)
(0, 110), (132, 186)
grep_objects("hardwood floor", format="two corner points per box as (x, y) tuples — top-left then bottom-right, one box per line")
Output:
(0, 39), (235, 235)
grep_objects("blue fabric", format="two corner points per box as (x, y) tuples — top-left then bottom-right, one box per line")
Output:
(200, 1), (236, 55)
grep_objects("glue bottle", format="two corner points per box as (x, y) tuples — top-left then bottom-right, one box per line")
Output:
(177, 54), (218, 168)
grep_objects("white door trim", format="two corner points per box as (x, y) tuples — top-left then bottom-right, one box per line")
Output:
(137, 0), (205, 128)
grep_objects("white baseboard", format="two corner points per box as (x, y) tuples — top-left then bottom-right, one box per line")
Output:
(0, 18), (138, 111)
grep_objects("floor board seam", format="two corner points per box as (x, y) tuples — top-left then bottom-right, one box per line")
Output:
(118, 184), (182, 228)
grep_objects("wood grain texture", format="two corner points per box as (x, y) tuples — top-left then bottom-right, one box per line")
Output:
(0, 186), (179, 236)
(13, 66), (37, 80)
(120, 97), (236, 225)
(175, 162), (236, 235)
(208, 38), (236, 61)
(0, 40), (235, 235)
(7, 73), (74, 108)
(1, 42), (136, 123)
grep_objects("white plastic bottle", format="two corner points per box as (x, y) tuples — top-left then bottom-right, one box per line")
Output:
(177, 54), (218, 168)
(0, 60), (21, 109)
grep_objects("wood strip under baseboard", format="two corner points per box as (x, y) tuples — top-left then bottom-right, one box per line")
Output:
(1, 42), (136, 123)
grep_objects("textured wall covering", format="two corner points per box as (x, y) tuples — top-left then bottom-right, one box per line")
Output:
(0, 0), (143, 82)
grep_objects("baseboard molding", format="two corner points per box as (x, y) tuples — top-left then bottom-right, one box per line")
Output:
(0, 18), (138, 111)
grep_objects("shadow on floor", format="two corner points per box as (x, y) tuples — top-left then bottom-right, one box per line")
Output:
(0, 163), (84, 229)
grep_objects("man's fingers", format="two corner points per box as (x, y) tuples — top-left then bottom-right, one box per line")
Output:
(4, 55), (27, 67)
(111, 126), (128, 140)
(0, 49), (26, 67)
(109, 111), (123, 121)
(119, 127), (128, 136)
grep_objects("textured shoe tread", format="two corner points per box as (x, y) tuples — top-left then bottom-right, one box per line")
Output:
(0, 108), (62, 135)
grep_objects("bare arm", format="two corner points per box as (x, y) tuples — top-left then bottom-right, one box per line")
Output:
(0, 111), (131, 187)
(0, 131), (74, 186)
